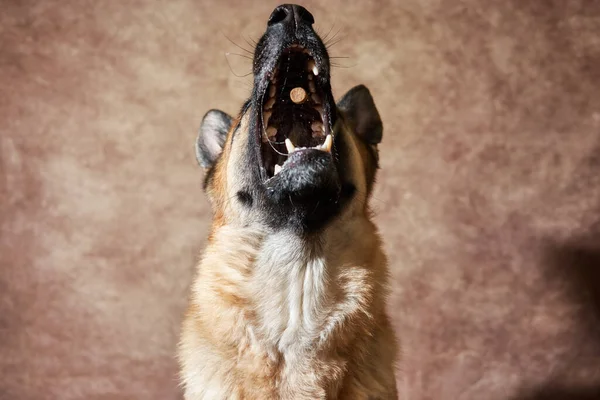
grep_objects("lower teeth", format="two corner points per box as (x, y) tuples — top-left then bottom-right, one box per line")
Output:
(272, 134), (333, 176)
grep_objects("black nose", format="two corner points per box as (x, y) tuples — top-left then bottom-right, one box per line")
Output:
(268, 4), (314, 28)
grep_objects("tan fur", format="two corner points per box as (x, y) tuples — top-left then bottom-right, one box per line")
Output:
(178, 111), (398, 399)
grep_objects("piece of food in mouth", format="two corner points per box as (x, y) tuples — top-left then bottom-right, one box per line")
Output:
(261, 45), (332, 178)
(290, 87), (307, 104)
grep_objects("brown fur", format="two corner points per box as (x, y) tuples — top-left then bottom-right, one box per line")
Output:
(3, 2), (600, 399)
(179, 111), (398, 398)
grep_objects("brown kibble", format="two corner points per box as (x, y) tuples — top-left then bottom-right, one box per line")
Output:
(290, 87), (307, 104)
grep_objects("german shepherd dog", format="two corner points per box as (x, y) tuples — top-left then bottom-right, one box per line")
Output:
(179, 4), (398, 399)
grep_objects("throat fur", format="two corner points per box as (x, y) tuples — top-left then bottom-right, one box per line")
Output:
(250, 232), (331, 352)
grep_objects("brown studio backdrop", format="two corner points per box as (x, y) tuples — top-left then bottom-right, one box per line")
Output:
(1, 1), (600, 399)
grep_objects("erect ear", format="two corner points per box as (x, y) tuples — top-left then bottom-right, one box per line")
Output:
(336, 85), (383, 145)
(195, 109), (233, 168)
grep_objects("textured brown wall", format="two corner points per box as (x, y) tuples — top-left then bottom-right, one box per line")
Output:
(1, 1), (599, 399)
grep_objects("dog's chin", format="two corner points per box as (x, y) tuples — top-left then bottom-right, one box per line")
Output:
(262, 147), (342, 231)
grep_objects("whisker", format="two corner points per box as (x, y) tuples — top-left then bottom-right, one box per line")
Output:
(350, 187), (390, 207)
(226, 52), (253, 60)
(221, 31), (254, 54)
(232, 80), (253, 90)
(224, 53), (253, 77)
(325, 36), (345, 48)
(321, 23), (336, 42)
(323, 27), (343, 44)
(331, 62), (357, 69)
(242, 35), (257, 52)
(240, 30), (259, 46)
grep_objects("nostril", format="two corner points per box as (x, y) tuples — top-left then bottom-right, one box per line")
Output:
(268, 4), (315, 28)
(268, 6), (289, 26)
(297, 8), (314, 25)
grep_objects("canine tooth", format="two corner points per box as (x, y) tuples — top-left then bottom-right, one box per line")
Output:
(321, 134), (333, 152)
(307, 59), (316, 74)
(285, 138), (296, 153)
(274, 164), (282, 175)
(312, 65), (319, 76)
(269, 85), (276, 97)
(265, 97), (276, 109)
(266, 126), (277, 138)
(308, 80), (316, 93)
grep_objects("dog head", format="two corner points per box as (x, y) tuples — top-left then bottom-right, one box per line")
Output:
(196, 4), (383, 234)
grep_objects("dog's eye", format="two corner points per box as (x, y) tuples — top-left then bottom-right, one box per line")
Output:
(236, 191), (253, 207)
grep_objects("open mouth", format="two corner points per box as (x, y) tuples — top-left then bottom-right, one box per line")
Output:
(260, 44), (332, 179)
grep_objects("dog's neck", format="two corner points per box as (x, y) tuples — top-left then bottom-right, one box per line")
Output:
(250, 230), (330, 354)
(205, 215), (383, 358)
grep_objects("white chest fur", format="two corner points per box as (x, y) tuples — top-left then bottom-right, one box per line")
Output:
(250, 231), (332, 354)
(183, 220), (386, 399)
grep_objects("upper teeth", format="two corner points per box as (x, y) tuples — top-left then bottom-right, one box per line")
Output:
(307, 59), (318, 76)
(264, 97), (276, 109)
(266, 126), (277, 138)
(262, 50), (330, 176)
